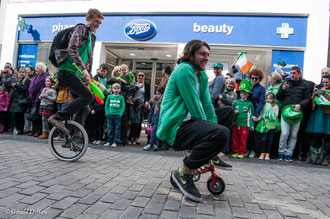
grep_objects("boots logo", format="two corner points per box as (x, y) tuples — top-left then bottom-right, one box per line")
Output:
(124, 19), (157, 41)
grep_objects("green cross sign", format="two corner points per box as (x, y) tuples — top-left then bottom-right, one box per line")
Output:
(18, 17), (27, 32)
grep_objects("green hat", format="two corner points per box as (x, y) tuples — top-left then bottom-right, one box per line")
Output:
(277, 58), (286, 66)
(212, 62), (223, 68)
(282, 104), (303, 125)
(237, 79), (253, 93)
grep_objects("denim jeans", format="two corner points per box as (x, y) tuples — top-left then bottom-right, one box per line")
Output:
(107, 114), (121, 144)
(260, 129), (275, 154)
(54, 70), (93, 125)
(150, 123), (158, 146)
(278, 117), (301, 156)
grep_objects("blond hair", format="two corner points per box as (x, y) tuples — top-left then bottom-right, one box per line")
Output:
(112, 83), (121, 89)
(111, 66), (121, 78)
(120, 64), (128, 71)
(270, 71), (282, 85)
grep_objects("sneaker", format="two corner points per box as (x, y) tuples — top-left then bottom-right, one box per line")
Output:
(285, 155), (292, 162)
(265, 153), (270, 160)
(111, 143), (117, 148)
(259, 153), (265, 160)
(128, 140), (132, 145)
(143, 144), (152, 151)
(219, 152), (228, 158)
(151, 145), (158, 151)
(53, 136), (62, 141)
(249, 150), (255, 158)
(237, 154), (244, 159)
(212, 156), (232, 168)
(104, 142), (110, 147)
(92, 140), (98, 144)
(48, 115), (69, 135)
(172, 169), (201, 202)
(133, 141), (136, 145)
(243, 150), (250, 158)
(95, 140), (102, 145)
(232, 153), (239, 158)
(278, 153), (284, 161)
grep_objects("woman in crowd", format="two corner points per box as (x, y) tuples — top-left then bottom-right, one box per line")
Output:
(27, 63), (47, 137)
(246, 69), (266, 158)
(9, 68), (31, 135)
(306, 74), (330, 166)
(132, 71), (150, 145)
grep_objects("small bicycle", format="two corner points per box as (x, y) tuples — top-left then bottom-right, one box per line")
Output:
(48, 120), (88, 162)
(170, 152), (226, 195)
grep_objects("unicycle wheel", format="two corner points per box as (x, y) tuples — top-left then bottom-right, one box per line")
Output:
(170, 170), (178, 188)
(48, 120), (88, 162)
(207, 176), (225, 195)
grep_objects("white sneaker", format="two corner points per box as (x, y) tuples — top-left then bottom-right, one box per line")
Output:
(95, 140), (102, 145)
(143, 145), (151, 151)
(111, 143), (117, 148)
(92, 140), (98, 144)
(104, 142), (110, 147)
(249, 150), (256, 158)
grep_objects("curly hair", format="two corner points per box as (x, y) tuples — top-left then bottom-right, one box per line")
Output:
(249, 69), (264, 81)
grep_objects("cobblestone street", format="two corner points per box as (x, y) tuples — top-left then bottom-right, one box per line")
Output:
(0, 134), (329, 219)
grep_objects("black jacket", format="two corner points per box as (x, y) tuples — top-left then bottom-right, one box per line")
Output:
(276, 78), (312, 111)
(9, 77), (31, 113)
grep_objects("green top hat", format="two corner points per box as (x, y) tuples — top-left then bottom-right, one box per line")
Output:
(237, 79), (253, 93)
(212, 62), (223, 69)
(282, 104), (303, 125)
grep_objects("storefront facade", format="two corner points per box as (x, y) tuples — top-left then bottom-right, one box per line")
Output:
(0, 0), (329, 92)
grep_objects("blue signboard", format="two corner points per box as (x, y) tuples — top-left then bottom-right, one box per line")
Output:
(17, 44), (38, 68)
(18, 15), (307, 48)
(271, 50), (304, 73)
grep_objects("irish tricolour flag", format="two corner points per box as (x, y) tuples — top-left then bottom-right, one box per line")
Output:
(236, 52), (253, 75)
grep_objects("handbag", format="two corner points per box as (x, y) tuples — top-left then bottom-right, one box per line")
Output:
(27, 107), (39, 121)
(309, 145), (324, 165)
(18, 97), (30, 106)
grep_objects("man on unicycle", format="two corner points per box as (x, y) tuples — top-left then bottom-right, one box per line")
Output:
(157, 39), (231, 202)
(48, 9), (104, 135)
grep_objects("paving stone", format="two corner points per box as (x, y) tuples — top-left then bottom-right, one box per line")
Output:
(19, 193), (47, 205)
(51, 197), (79, 210)
(263, 210), (284, 219)
(121, 190), (139, 200)
(99, 209), (122, 219)
(31, 207), (62, 219)
(197, 203), (214, 215)
(78, 194), (101, 205)
(60, 203), (89, 218)
(143, 202), (163, 215)
(231, 206), (250, 218)
(150, 194), (167, 204)
(84, 201), (109, 215)
(163, 199), (181, 211)
(178, 205), (196, 218)
(110, 198), (131, 211)
(118, 206), (142, 219)
(19, 185), (45, 195)
(130, 197), (150, 208)
(0, 193), (27, 207)
(100, 192), (120, 203)
(245, 203), (263, 214)
(159, 210), (178, 219)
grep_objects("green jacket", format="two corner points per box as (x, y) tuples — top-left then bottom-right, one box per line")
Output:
(105, 94), (125, 116)
(156, 62), (217, 146)
(119, 72), (135, 84)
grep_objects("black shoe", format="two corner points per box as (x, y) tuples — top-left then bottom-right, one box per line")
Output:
(172, 169), (201, 202)
(212, 156), (232, 168)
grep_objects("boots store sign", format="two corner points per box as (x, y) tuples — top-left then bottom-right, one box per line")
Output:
(18, 15), (307, 48)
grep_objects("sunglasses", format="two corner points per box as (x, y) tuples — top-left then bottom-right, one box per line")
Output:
(138, 75), (145, 77)
(251, 77), (259, 80)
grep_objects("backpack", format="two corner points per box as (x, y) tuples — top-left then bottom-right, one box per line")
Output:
(49, 23), (87, 67)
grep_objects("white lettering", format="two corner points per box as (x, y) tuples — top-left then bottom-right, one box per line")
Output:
(193, 23), (200, 32)
(19, 54), (35, 58)
(128, 23), (151, 35)
(52, 23), (75, 33)
(193, 22), (234, 36)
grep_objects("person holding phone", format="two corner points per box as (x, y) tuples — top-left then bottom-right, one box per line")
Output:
(276, 66), (312, 162)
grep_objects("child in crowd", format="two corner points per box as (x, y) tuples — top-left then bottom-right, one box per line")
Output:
(38, 76), (57, 139)
(232, 79), (254, 158)
(104, 83), (125, 148)
(128, 98), (143, 144)
(143, 87), (164, 151)
(0, 82), (10, 133)
(119, 64), (135, 105)
(256, 92), (280, 160)
(224, 78), (237, 104)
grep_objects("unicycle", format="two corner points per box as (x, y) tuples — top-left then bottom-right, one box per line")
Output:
(48, 120), (88, 162)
